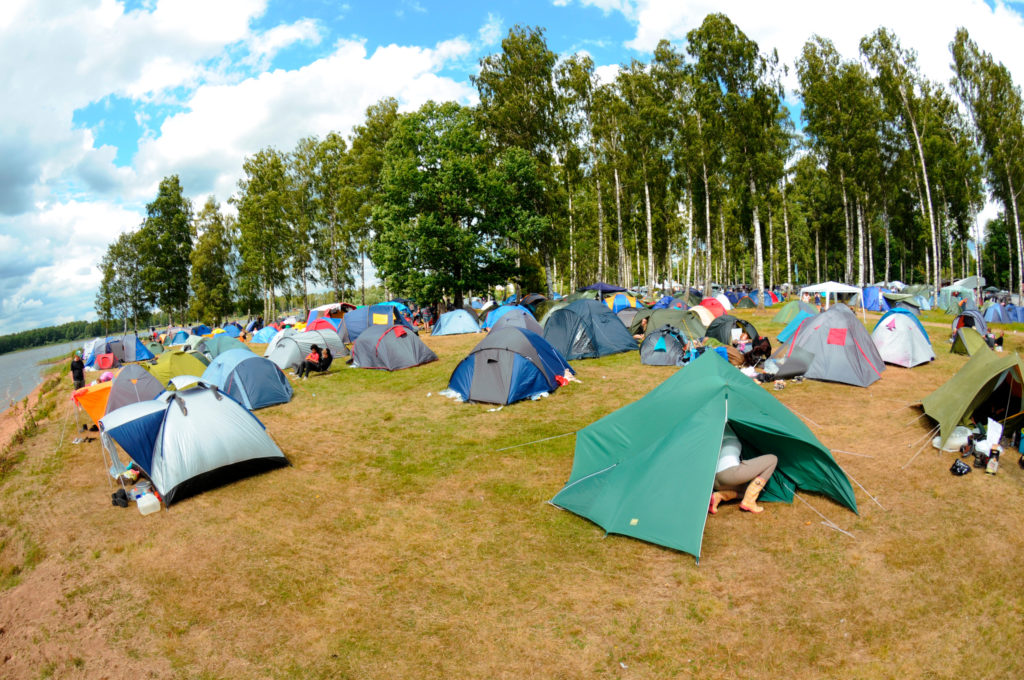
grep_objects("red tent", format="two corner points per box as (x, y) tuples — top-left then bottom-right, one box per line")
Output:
(699, 298), (727, 318)
(306, 317), (342, 332)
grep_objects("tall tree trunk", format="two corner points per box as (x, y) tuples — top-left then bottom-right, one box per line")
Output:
(815, 229), (820, 282)
(905, 103), (941, 301)
(644, 179), (654, 294)
(782, 179), (792, 287)
(568, 190), (576, 292)
(856, 198), (865, 286)
(884, 211), (891, 285)
(749, 176), (766, 310)
(840, 172), (852, 283)
(614, 167), (625, 286)
(685, 196), (694, 294)
(719, 209), (726, 290)
(596, 177), (605, 283)
(1004, 166), (1024, 301)
(767, 206), (775, 291)
(702, 162), (713, 296)
(360, 249), (367, 306)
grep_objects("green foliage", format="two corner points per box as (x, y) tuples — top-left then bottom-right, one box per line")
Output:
(189, 196), (235, 325)
(138, 175), (193, 320)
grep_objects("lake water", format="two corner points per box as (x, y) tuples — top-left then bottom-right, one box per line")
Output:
(0, 341), (81, 414)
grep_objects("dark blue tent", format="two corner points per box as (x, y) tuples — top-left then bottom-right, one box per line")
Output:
(342, 305), (417, 343)
(193, 324), (212, 336)
(581, 282), (627, 294)
(543, 300), (639, 360)
(448, 328), (573, 404)
(200, 349), (293, 410)
(725, 291), (740, 304)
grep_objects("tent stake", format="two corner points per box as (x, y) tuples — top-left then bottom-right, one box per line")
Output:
(902, 412), (928, 427)
(495, 431), (576, 452)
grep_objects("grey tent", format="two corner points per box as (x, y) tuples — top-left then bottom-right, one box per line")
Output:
(100, 384), (288, 504)
(640, 326), (692, 366)
(617, 308), (642, 328)
(352, 325), (438, 370)
(705, 315), (759, 346)
(104, 364), (166, 415)
(447, 327), (573, 404)
(489, 307), (544, 335)
(196, 334), (250, 360)
(543, 300), (639, 360)
(201, 349), (293, 410)
(781, 303), (885, 387)
(266, 329), (348, 373)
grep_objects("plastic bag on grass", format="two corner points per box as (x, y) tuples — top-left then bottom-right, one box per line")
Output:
(933, 425), (972, 452)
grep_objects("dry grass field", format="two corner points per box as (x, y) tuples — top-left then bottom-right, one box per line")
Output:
(3, 308), (1024, 679)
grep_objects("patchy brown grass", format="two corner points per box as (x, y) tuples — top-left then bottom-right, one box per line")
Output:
(3, 311), (1024, 679)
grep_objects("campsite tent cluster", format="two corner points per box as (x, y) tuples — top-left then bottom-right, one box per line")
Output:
(75, 276), (1018, 560)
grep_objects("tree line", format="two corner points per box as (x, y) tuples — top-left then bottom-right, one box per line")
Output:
(96, 13), (1024, 322)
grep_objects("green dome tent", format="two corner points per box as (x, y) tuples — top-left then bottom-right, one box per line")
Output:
(922, 350), (1024, 448)
(951, 327), (988, 356)
(550, 351), (858, 561)
(772, 300), (818, 324)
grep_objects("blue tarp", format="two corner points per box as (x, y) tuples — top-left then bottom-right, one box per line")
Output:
(777, 311), (815, 344)
(862, 287), (891, 312)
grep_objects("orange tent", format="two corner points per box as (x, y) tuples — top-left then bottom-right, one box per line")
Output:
(72, 382), (112, 424)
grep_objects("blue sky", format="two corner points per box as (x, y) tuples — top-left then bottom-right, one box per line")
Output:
(2, 0), (1023, 334)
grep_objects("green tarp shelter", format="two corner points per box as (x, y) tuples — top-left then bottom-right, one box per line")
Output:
(629, 308), (706, 340)
(550, 351), (858, 561)
(922, 351), (1024, 448)
(951, 327), (988, 356)
(772, 300), (818, 325)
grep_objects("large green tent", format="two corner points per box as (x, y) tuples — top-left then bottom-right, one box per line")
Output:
(922, 350), (1024, 447)
(629, 308), (706, 340)
(550, 352), (858, 561)
(143, 350), (209, 387)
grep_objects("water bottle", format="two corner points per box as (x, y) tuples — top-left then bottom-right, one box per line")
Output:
(986, 447), (1000, 475)
(137, 492), (161, 515)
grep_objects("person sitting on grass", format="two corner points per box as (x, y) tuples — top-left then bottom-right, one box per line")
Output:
(317, 347), (333, 373)
(708, 423), (778, 515)
(297, 344), (321, 379)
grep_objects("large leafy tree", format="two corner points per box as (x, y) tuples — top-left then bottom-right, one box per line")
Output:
(951, 28), (1024, 297)
(688, 13), (789, 309)
(234, 148), (291, 321)
(371, 101), (518, 309)
(473, 25), (560, 295)
(138, 175), (193, 322)
(189, 196), (235, 325)
(350, 98), (400, 303)
(97, 229), (150, 332)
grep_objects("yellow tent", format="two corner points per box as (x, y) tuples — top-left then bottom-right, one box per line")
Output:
(143, 351), (208, 387)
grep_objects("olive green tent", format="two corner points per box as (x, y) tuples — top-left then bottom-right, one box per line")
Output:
(772, 300), (818, 324)
(629, 308), (706, 340)
(951, 327), (989, 356)
(550, 351), (858, 561)
(922, 351), (1024, 448)
(143, 350), (209, 387)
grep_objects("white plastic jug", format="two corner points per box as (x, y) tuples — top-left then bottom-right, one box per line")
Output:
(137, 492), (161, 516)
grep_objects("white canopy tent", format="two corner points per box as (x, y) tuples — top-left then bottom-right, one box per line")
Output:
(800, 281), (866, 321)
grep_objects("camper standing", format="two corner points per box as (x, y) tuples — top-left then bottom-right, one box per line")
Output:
(70, 352), (85, 390)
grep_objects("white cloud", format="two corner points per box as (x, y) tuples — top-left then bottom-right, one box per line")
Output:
(594, 63), (620, 85)
(0, 199), (141, 333)
(132, 37), (478, 203)
(479, 12), (503, 46)
(244, 18), (323, 70)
